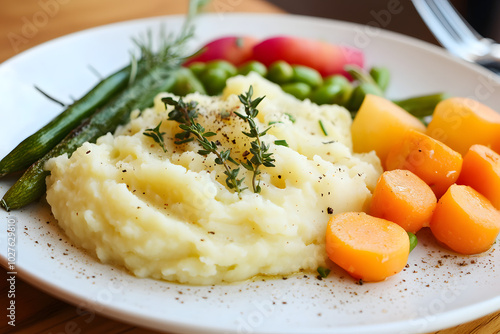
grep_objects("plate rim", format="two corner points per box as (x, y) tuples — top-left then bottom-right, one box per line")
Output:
(1, 12), (500, 334)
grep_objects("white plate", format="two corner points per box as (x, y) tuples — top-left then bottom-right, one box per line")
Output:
(1, 13), (500, 334)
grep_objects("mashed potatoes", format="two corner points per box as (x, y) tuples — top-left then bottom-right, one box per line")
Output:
(45, 73), (382, 285)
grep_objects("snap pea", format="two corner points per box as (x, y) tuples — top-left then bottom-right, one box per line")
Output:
(393, 93), (448, 118)
(266, 60), (293, 84)
(292, 65), (323, 88)
(0, 64), (138, 177)
(369, 66), (390, 93)
(0, 67), (179, 211)
(238, 60), (267, 77)
(281, 82), (312, 100)
(170, 67), (207, 96)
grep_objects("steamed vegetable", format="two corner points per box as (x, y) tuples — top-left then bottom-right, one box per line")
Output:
(183, 36), (258, 66)
(430, 184), (500, 255)
(369, 169), (437, 233)
(0, 68), (179, 211)
(351, 94), (426, 167)
(457, 144), (500, 209)
(426, 97), (500, 155)
(0, 65), (136, 177)
(385, 129), (463, 198)
(325, 212), (409, 282)
(252, 36), (364, 78)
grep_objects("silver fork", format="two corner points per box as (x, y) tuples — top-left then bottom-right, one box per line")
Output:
(412, 0), (500, 73)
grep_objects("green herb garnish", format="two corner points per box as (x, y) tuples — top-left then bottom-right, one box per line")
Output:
(236, 86), (275, 194)
(319, 120), (328, 136)
(164, 96), (246, 197)
(317, 266), (331, 278)
(408, 232), (418, 253)
(274, 139), (289, 147)
(143, 121), (168, 152)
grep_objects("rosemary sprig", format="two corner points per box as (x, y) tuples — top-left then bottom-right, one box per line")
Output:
(143, 121), (167, 152)
(235, 86), (275, 193)
(163, 96), (246, 197)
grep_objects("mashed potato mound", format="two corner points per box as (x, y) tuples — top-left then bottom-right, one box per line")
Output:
(45, 73), (382, 285)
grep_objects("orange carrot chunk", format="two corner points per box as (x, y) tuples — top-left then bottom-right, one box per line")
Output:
(325, 212), (409, 282)
(386, 129), (463, 198)
(457, 144), (500, 210)
(430, 184), (500, 255)
(426, 97), (500, 155)
(370, 170), (437, 233)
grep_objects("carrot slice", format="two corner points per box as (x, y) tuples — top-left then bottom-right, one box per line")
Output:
(370, 170), (437, 233)
(386, 129), (463, 198)
(430, 184), (500, 255)
(457, 144), (500, 210)
(427, 97), (500, 155)
(325, 212), (409, 282)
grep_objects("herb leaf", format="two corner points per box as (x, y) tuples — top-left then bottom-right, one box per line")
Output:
(164, 97), (246, 197)
(236, 86), (275, 193)
(143, 121), (167, 152)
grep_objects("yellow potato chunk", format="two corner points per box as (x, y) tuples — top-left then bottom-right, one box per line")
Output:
(351, 94), (426, 167)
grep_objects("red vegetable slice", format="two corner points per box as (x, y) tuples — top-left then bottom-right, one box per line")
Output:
(183, 36), (258, 66)
(251, 36), (364, 77)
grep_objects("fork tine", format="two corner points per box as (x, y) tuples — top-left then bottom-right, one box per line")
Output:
(412, 0), (488, 60)
(412, 0), (466, 56)
(431, 0), (482, 44)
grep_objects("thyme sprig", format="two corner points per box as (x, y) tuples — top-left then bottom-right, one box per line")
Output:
(235, 86), (275, 193)
(143, 121), (167, 152)
(163, 97), (246, 197)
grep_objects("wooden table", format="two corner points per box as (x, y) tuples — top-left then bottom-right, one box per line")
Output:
(0, 1), (499, 333)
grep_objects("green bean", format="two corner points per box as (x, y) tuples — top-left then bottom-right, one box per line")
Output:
(187, 61), (206, 77)
(170, 67), (207, 96)
(238, 60), (267, 77)
(369, 66), (390, 93)
(281, 82), (312, 100)
(346, 82), (384, 112)
(0, 64), (138, 177)
(393, 93), (448, 118)
(205, 60), (237, 77)
(0, 67), (179, 211)
(199, 67), (229, 95)
(266, 60), (293, 84)
(292, 65), (323, 88)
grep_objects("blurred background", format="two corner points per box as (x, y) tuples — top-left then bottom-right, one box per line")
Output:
(267, 0), (500, 45)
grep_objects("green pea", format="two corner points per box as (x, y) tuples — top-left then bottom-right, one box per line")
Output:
(323, 74), (350, 88)
(238, 60), (267, 76)
(393, 92), (449, 118)
(346, 82), (384, 112)
(310, 84), (349, 106)
(205, 60), (238, 77)
(187, 62), (206, 78)
(200, 68), (229, 96)
(369, 66), (391, 92)
(292, 65), (323, 88)
(267, 60), (293, 84)
(281, 82), (312, 100)
(170, 67), (207, 96)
